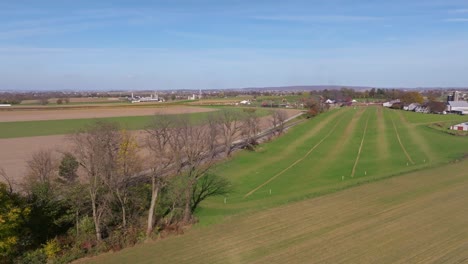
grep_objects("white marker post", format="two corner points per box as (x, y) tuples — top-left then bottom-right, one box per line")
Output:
(224, 197), (227, 204)
(365, 171), (367, 176)
(342, 176), (344, 181)
(269, 189), (272, 195)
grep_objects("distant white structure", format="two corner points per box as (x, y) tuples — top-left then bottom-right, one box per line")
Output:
(188, 90), (203, 100)
(383, 99), (400, 108)
(0, 104), (11, 107)
(325, 99), (335, 104)
(450, 122), (468, 131)
(447, 101), (468, 114)
(239, 100), (251, 105)
(130, 92), (161, 103)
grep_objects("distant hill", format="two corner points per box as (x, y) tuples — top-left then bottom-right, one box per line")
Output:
(239, 85), (375, 91)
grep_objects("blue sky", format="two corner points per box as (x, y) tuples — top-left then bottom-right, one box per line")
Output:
(1, 0), (468, 90)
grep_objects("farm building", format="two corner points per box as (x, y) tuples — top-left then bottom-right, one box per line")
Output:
(450, 122), (468, 131)
(407, 103), (420, 111)
(383, 99), (400, 108)
(447, 101), (468, 115)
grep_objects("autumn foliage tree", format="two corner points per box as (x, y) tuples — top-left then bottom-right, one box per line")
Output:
(0, 182), (29, 262)
(400, 91), (424, 105)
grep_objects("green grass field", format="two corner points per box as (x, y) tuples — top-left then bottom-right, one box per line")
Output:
(0, 107), (271, 139)
(194, 106), (468, 225)
(77, 106), (468, 263)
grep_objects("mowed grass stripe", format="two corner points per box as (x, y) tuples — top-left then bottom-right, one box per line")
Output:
(375, 106), (389, 161)
(389, 110), (415, 164)
(395, 110), (438, 163)
(290, 107), (368, 185)
(243, 108), (352, 198)
(352, 107), (383, 178)
(350, 109), (371, 178)
(283, 107), (366, 187)
(219, 108), (347, 183)
(83, 159), (468, 264)
(198, 107), (467, 226)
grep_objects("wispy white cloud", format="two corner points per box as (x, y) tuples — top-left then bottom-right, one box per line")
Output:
(451, 8), (468, 13)
(0, 8), (160, 39)
(252, 15), (383, 23)
(444, 18), (468, 22)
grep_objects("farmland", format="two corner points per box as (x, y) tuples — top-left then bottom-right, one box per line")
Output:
(0, 106), (277, 138)
(83, 157), (468, 264)
(197, 106), (468, 225)
(0, 105), (214, 122)
(0, 106), (299, 182)
(78, 105), (468, 263)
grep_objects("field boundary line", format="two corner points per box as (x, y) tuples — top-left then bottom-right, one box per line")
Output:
(389, 111), (415, 164)
(243, 111), (350, 198)
(350, 112), (370, 178)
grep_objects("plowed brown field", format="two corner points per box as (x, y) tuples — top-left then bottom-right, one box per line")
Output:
(0, 106), (214, 122)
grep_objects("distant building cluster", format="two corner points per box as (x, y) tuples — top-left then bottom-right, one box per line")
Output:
(128, 92), (164, 103)
(383, 91), (468, 115)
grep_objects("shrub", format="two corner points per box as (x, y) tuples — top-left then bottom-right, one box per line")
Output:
(17, 249), (47, 264)
(44, 239), (61, 260)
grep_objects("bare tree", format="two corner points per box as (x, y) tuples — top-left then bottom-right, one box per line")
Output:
(218, 109), (244, 157)
(25, 149), (57, 185)
(206, 112), (221, 158)
(145, 115), (176, 236)
(172, 116), (218, 223)
(0, 167), (14, 194)
(271, 110), (288, 135)
(241, 109), (260, 148)
(105, 130), (142, 228)
(70, 121), (121, 242)
(22, 149), (58, 198)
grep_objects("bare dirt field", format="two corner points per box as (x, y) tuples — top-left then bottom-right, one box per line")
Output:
(0, 110), (302, 184)
(20, 97), (121, 105)
(0, 106), (214, 122)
